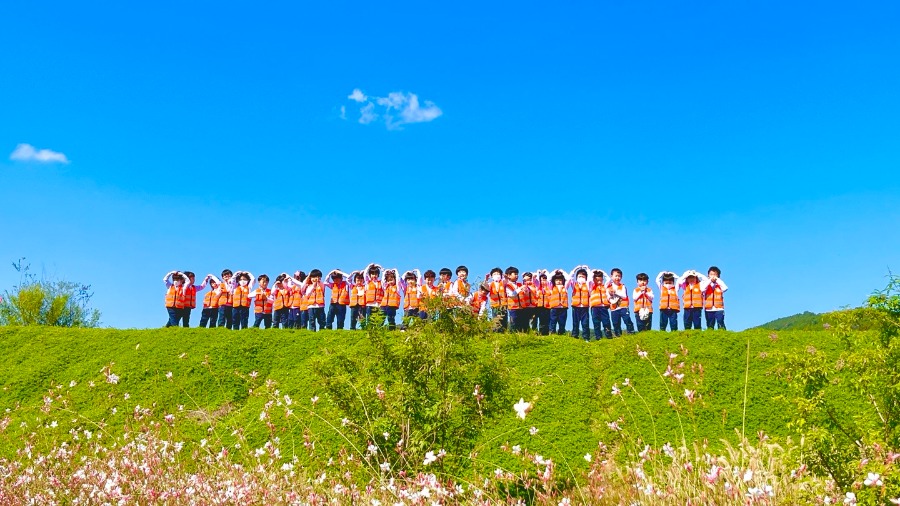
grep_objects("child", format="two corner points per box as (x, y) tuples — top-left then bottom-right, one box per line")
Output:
(325, 269), (351, 330)
(271, 274), (289, 329)
(438, 267), (453, 296)
(607, 268), (635, 336)
(702, 266), (728, 330)
(532, 269), (551, 336)
(215, 269), (235, 329)
(470, 283), (490, 316)
(486, 267), (509, 331)
(364, 263), (385, 323)
(547, 269), (569, 335)
(381, 268), (401, 330)
(251, 274), (273, 329)
(284, 271), (308, 329)
(449, 265), (471, 302)
(198, 278), (220, 328)
(304, 269), (327, 332)
(163, 270), (187, 327)
(633, 273), (654, 332)
(589, 269), (613, 339)
(400, 270), (422, 322)
(181, 271), (209, 327)
(655, 271), (680, 332)
(348, 271), (366, 330)
(516, 272), (538, 333)
(679, 270), (704, 330)
(231, 271), (255, 330)
(418, 269), (438, 319)
(504, 267), (525, 332)
(568, 265), (591, 340)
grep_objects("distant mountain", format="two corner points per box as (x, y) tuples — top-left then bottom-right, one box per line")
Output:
(756, 311), (825, 330)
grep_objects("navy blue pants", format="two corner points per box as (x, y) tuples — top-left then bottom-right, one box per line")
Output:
(571, 306), (590, 339)
(308, 307), (326, 331)
(611, 308), (635, 336)
(217, 306), (233, 329)
(326, 303), (347, 329)
(533, 307), (550, 335)
(232, 306), (250, 329)
(199, 307), (218, 328)
(684, 307), (702, 330)
(272, 308), (288, 328)
(635, 310), (653, 332)
(705, 310), (725, 330)
(591, 306), (612, 339)
(253, 312), (272, 329)
(549, 307), (568, 335)
(350, 306), (365, 329)
(659, 309), (678, 331)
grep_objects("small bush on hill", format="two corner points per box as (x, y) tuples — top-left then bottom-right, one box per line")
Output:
(0, 258), (100, 327)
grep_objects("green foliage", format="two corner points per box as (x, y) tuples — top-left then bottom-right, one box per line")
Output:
(780, 274), (900, 499)
(756, 311), (826, 330)
(313, 298), (510, 470)
(0, 258), (100, 327)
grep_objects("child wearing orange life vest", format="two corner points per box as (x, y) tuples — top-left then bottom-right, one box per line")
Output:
(531, 269), (551, 335)
(655, 271), (680, 332)
(515, 272), (538, 332)
(633, 273), (655, 332)
(270, 274), (289, 329)
(199, 278), (221, 328)
(380, 268), (402, 330)
(547, 269), (570, 335)
(230, 271), (255, 330)
(214, 269), (235, 329)
(363, 263), (385, 323)
(485, 267), (509, 332)
(701, 266), (728, 330)
(283, 271), (308, 329)
(437, 267), (453, 297)
(469, 283), (490, 316)
(348, 271), (366, 330)
(325, 269), (351, 330)
(568, 265), (591, 340)
(163, 270), (187, 327)
(504, 267), (528, 332)
(399, 270), (423, 321)
(588, 269), (613, 339)
(180, 271), (209, 328)
(251, 274), (274, 329)
(607, 268), (635, 336)
(303, 269), (327, 332)
(679, 269), (704, 330)
(418, 269), (438, 319)
(448, 265), (471, 304)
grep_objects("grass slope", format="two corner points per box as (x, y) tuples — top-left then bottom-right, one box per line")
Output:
(0, 326), (852, 472)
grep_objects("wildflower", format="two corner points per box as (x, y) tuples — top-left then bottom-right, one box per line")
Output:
(623, 378), (631, 386)
(559, 499), (571, 506)
(674, 373), (684, 383)
(844, 491), (856, 505)
(684, 389), (696, 403)
(584, 453), (592, 462)
(341, 417), (350, 426)
(611, 384), (621, 396)
(606, 421), (621, 431)
(514, 398), (532, 419)
(124, 393), (130, 400)
(639, 445), (651, 459)
(669, 353), (677, 359)
(106, 373), (120, 385)
(494, 468), (503, 477)
(530, 426), (539, 435)
(165, 414), (174, 424)
(705, 465), (721, 483)
(383, 432), (390, 440)
(512, 445), (521, 455)
(637, 347), (648, 358)
(423, 451), (437, 465)
(376, 384), (386, 400)
(49, 420), (57, 428)
(437, 448), (446, 457)
(663, 366), (673, 377)
(864, 472), (883, 487)
(200, 438), (207, 447)
(662, 442), (675, 458)
(281, 462), (294, 472)
(889, 499), (900, 505)
(380, 461), (390, 471)
(111, 407), (117, 414)
(178, 352), (187, 359)
(69, 380), (76, 388)
(165, 371), (173, 380)
(743, 469), (753, 482)
(249, 370), (259, 379)
(684, 461), (693, 472)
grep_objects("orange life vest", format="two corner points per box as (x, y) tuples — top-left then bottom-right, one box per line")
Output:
(254, 288), (273, 314)
(232, 285), (251, 308)
(307, 284), (326, 307)
(489, 280), (508, 308)
(571, 283), (590, 307)
(421, 283), (438, 298)
(271, 287), (286, 311)
(548, 286), (569, 308)
(659, 285), (680, 311)
(439, 281), (452, 295)
(382, 284), (401, 308)
(165, 285), (184, 309)
(182, 285), (197, 309)
(589, 284), (610, 307)
(216, 287), (232, 307)
(470, 291), (488, 313)
(349, 283), (366, 307)
(330, 281), (350, 305)
(203, 290), (220, 309)
(608, 282), (629, 310)
(633, 288), (653, 312)
(454, 279), (470, 298)
(704, 284), (725, 310)
(517, 284), (537, 308)
(404, 287), (420, 310)
(683, 284), (703, 309)
(507, 283), (524, 310)
(533, 285), (549, 308)
(365, 280), (384, 305)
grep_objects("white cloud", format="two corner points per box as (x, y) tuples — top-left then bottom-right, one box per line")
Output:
(343, 89), (442, 129)
(9, 143), (70, 164)
(348, 88), (367, 103)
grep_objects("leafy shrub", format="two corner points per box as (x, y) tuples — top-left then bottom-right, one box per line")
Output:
(0, 258), (100, 327)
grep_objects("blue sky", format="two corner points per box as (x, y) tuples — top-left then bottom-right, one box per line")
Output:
(2, 1), (898, 330)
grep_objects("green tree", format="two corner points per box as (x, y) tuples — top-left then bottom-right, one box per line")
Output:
(0, 258), (100, 327)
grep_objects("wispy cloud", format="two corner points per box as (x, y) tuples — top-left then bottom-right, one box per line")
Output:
(9, 143), (70, 164)
(343, 89), (442, 129)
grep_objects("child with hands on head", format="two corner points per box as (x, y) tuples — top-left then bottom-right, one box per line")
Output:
(656, 271), (680, 331)
(568, 265), (591, 340)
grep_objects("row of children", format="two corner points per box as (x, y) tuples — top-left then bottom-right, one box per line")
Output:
(163, 264), (728, 337)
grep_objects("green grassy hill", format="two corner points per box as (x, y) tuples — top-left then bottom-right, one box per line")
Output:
(0, 325), (853, 473)
(755, 311), (826, 330)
